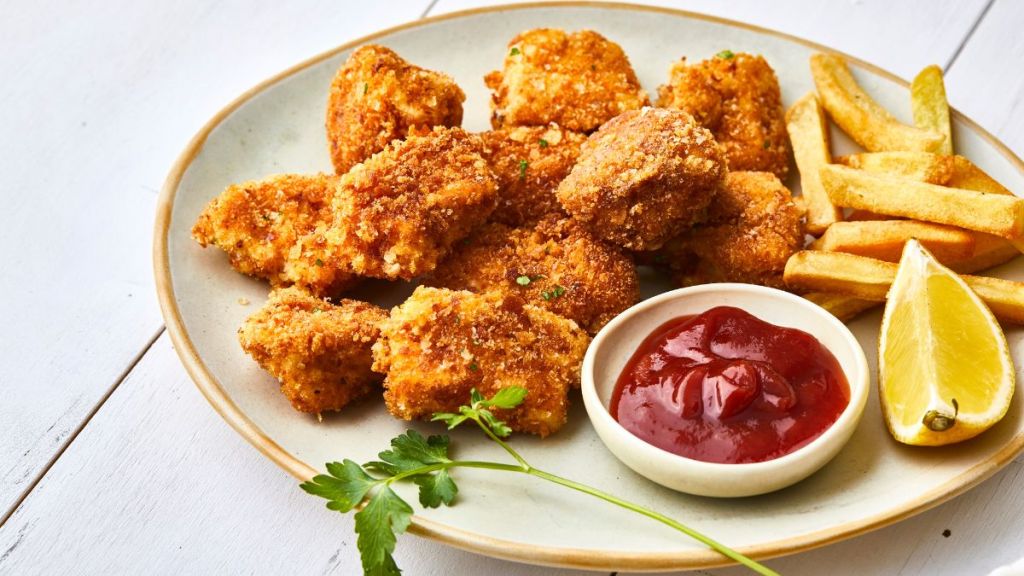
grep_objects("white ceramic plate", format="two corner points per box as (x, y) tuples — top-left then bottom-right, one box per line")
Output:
(154, 3), (1024, 571)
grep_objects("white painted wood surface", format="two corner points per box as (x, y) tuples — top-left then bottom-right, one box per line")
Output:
(3, 1), (1024, 574)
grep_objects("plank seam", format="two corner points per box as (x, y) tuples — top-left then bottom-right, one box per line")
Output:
(0, 326), (166, 528)
(944, 0), (997, 72)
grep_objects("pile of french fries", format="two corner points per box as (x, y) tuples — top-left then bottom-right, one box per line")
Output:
(784, 53), (1024, 323)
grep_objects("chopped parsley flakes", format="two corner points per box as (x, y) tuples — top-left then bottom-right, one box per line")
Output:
(538, 138), (549, 148)
(541, 285), (566, 301)
(518, 159), (528, 180)
(516, 275), (531, 286)
(510, 47), (521, 56)
(716, 49), (735, 59)
(314, 258), (324, 267)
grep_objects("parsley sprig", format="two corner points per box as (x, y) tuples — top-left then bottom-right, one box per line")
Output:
(301, 388), (778, 576)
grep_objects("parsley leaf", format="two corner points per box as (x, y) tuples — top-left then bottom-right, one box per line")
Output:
(538, 138), (549, 148)
(364, 430), (451, 476)
(515, 275), (531, 286)
(716, 49), (735, 59)
(414, 469), (458, 508)
(315, 258), (324, 267)
(489, 387), (527, 409)
(510, 46), (521, 56)
(518, 159), (528, 180)
(354, 486), (413, 576)
(541, 285), (566, 301)
(300, 459), (377, 513)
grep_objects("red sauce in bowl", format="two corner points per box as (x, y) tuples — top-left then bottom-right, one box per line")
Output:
(610, 306), (850, 464)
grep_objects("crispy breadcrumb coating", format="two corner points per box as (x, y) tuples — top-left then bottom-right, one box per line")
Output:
(372, 287), (590, 437)
(556, 107), (725, 251)
(484, 29), (649, 132)
(289, 126), (499, 282)
(192, 173), (352, 289)
(656, 171), (806, 288)
(426, 214), (638, 333)
(479, 125), (585, 226)
(657, 52), (790, 179)
(326, 44), (465, 174)
(238, 286), (387, 414)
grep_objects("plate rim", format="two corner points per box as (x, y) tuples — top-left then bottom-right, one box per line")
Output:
(152, 1), (1024, 571)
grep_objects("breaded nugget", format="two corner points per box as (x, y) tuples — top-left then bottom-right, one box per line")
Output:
(289, 126), (499, 282)
(238, 286), (387, 414)
(373, 286), (590, 437)
(282, 222), (359, 298)
(657, 52), (790, 179)
(192, 173), (345, 287)
(484, 29), (649, 132)
(657, 171), (805, 288)
(426, 214), (638, 333)
(479, 125), (585, 226)
(326, 45), (465, 174)
(556, 107), (725, 251)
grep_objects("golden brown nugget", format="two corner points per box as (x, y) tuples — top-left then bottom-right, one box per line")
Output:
(238, 287), (387, 414)
(479, 125), (586, 226)
(373, 287), (590, 437)
(484, 29), (649, 132)
(297, 126), (499, 282)
(656, 171), (805, 288)
(326, 45), (465, 174)
(425, 214), (639, 334)
(658, 52), (790, 179)
(192, 173), (342, 286)
(556, 107), (725, 251)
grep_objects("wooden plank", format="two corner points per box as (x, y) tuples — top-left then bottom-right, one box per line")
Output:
(427, 0), (990, 79)
(946, 0), (1024, 153)
(0, 0), (433, 519)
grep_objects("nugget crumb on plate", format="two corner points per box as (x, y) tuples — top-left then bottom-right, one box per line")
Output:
(658, 52), (790, 178)
(656, 171), (806, 288)
(192, 173), (340, 286)
(238, 286), (388, 414)
(372, 286), (590, 437)
(556, 107), (725, 251)
(326, 44), (466, 174)
(426, 214), (638, 333)
(484, 29), (649, 132)
(320, 126), (498, 281)
(479, 125), (585, 226)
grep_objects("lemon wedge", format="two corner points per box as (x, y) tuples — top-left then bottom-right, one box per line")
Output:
(879, 239), (1015, 446)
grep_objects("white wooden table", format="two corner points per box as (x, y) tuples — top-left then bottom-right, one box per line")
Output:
(2, 1), (1023, 574)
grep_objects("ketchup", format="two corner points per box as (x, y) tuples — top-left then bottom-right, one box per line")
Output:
(611, 306), (849, 464)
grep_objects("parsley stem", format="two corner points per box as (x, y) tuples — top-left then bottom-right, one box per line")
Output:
(465, 416), (776, 575)
(524, 468), (780, 576)
(472, 416), (531, 469)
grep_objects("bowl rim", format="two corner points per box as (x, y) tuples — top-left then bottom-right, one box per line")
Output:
(581, 282), (871, 478)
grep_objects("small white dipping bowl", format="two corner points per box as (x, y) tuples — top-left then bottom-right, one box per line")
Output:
(581, 283), (870, 498)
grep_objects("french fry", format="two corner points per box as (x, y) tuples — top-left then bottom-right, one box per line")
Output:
(911, 65), (954, 155)
(784, 251), (1024, 323)
(802, 292), (880, 322)
(835, 151), (953, 184)
(820, 164), (1024, 239)
(948, 155), (1014, 196)
(811, 220), (974, 263)
(786, 92), (840, 234)
(810, 53), (944, 153)
(805, 233), (1019, 323)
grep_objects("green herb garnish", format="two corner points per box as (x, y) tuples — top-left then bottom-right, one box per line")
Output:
(363, 83), (369, 95)
(518, 159), (528, 180)
(515, 275), (531, 286)
(315, 258), (324, 267)
(510, 47), (521, 56)
(538, 138), (549, 148)
(468, 361), (480, 372)
(301, 388), (777, 576)
(541, 284), (566, 301)
(716, 49), (735, 59)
